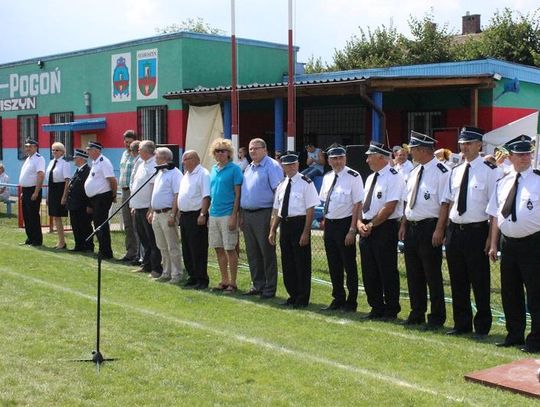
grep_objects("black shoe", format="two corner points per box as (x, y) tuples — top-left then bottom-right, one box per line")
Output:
(496, 339), (525, 348)
(280, 299), (294, 307)
(446, 328), (471, 336)
(70, 247), (85, 252)
(292, 303), (308, 309)
(343, 303), (357, 313)
(31, 242), (42, 247)
(362, 312), (383, 320)
(421, 323), (443, 332)
(381, 314), (398, 322)
(260, 293), (275, 299)
(194, 283), (208, 290)
(184, 279), (198, 287)
(131, 259), (142, 266)
(520, 345), (540, 354)
(403, 318), (424, 326)
(321, 302), (343, 311)
(242, 288), (261, 296)
(120, 256), (133, 262)
(473, 333), (488, 341)
(20, 240), (32, 246)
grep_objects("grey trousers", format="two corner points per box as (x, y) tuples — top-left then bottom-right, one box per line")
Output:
(243, 208), (277, 295)
(121, 189), (139, 259)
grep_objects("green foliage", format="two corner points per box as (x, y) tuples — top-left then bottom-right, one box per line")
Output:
(155, 17), (226, 36)
(304, 54), (327, 73)
(325, 8), (540, 70)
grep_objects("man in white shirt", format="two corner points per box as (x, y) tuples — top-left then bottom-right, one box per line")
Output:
(178, 150), (211, 289)
(0, 163), (10, 202)
(19, 139), (45, 246)
(130, 140), (162, 277)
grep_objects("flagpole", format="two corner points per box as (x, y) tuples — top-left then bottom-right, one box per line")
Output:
(230, 0), (239, 154)
(286, 0), (296, 152)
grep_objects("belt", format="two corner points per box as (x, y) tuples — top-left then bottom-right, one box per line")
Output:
(243, 207), (271, 213)
(122, 187), (130, 191)
(408, 218), (437, 227)
(180, 210), (200, 215)
(324, 216), (352, 223)
(503, 231), (540, 242)
(450, 221), (487, 231)
(154, 207), (172, 214)
(282, 215), (306, 222)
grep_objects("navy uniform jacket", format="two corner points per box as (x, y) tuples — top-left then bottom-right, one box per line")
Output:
(67, 164), (91, 211)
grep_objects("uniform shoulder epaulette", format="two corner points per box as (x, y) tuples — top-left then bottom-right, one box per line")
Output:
(436, 163), (448, 173)
(301, 175), (312, 183)
(35, 153), (41, 157)
(484, 160), (497, 169)
(99, 157), (103, 161)
(347, 169), (359, 177)
(534, 169), (540, 176)
(389, 168), (397, 175)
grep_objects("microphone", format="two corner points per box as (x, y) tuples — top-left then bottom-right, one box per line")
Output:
(154, 162), (175, 171)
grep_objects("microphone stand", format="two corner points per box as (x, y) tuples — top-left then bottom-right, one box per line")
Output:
(74, 164), (167, 370)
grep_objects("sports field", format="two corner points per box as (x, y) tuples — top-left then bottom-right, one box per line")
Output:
(0, 214), (536, 406)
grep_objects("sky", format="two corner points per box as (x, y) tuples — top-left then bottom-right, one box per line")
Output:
(2, 0), (539, 66)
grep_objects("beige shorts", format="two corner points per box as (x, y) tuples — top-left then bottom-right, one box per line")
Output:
(209, 215), (239, 250)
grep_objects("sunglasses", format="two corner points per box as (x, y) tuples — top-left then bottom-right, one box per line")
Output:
(215, 149), (228, 153)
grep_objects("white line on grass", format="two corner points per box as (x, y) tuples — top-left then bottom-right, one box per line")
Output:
(3, 270), (470, 404)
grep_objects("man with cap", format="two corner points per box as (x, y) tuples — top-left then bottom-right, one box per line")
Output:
(357, 141), (406, 320)
(319, 145), (364, 312)
(444, 127), (500, 339)
(487, 135), (540, 353)
(398, 131), (450, 329)
(269, 152), (320, 308)
(66, 149), (94, 252)
(19, 139), (45, 246)
(84, 141), (117, 259)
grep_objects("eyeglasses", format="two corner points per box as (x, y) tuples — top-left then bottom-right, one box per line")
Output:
(249, 146), (264, 152)
(52, 149), (62, 152)
(215, 149), (228, 153)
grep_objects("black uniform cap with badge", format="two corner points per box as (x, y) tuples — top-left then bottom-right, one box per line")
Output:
(73, 149), (89, 159)
(408, 130), (437, 148)
(364, 141), (392, 157)
(326, 145), (346, 158)
(86, 141), (103, 151)
(24, 138), (39, 146)
(504, 134), (534, 154)
(280, 151), (299, 165)
(458, 126), (484, 144)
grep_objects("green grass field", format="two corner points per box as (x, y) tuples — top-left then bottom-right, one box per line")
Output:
(0, 214), (536, 406)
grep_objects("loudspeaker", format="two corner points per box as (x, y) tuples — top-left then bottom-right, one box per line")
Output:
(156, 144), (180, 169)
(346, 145), (371, 182)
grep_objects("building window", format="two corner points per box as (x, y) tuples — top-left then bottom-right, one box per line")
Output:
(407, 111), (443, 137)
(137, 105), (167, 144)
(304, 106), (366, 147)
(17, 114), (38, 160)
(50, 112), (74, 159)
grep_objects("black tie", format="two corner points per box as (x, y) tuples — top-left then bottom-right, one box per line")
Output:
(49, 159), (57, 184)
(409, 165), (424, 209)
(363, 172), (379, 213)
(323, 173), (338, 215)
(501, 173), (521, 221)
(457, 163), (470, 216)
(281, 178), (292, 219)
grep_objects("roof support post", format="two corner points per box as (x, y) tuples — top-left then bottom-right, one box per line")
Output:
(223, 100), (232, 139)
(470, 88), (478, 126)
(274, 97), (284, 154)
(360, 85), (386, 144)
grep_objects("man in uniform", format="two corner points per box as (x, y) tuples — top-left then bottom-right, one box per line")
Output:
(444, 127), (500, 339)
(319, 146), (364, 312)
(487, 135), (540, 353)
(118, 130), (138, 263)
(84, 141), (117, 259)
(129, 140), (162, 277)
(240, 138), (284, 299)
(19, 139), (45, 246)
(178, 150), (211, 290)
(357, 141), (406, 320)
(269, 152), (320, 308)
(398, 132), (450, 329)
(66, 149), (94, 252)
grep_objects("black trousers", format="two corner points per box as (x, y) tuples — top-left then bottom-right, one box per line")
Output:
(500, 232), (540, 348)
(89, 192), (113, 258)
(69, 207), (94, 251)
(323, 216), (358, 306)
(179, 211), (209, 285)
(445, 221), (491, 334)
(280, 216), (311, 306)
(359, 219), (400, 317)
(135, 208), (162, 273)
(404, 219), (446, 326)
(22, 186), (42, 245)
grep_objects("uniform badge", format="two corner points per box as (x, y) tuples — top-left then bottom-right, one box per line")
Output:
(91, 172), (95, 176)
(424, 191), (430, 200)
(376, 191), (382, 199)
(527, 199), (533, 210)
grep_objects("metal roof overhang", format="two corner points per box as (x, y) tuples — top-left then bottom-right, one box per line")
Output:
(42, 118), (107, 132)
(163, 75), (495, 104)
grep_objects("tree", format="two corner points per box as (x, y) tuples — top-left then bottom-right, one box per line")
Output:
(304, 55), (327, 73)
(332, 23), (406, 70)
(155, 17), (226, 35)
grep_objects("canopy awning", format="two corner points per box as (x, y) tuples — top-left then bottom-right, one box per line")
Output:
(42, 118), (106, 132)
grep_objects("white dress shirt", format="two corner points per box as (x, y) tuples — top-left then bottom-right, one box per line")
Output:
(19, 152), (46, 187)
(84, 154), (115, 197)
(151, 167), (182, 210)
(46, 156), (71, 183)
(178, 164), (210, 212)
(273, 172), (320, 218)
(362, 164), (406, 220)
(319, 166), (364, 220)
(129, 156), (157, 209)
